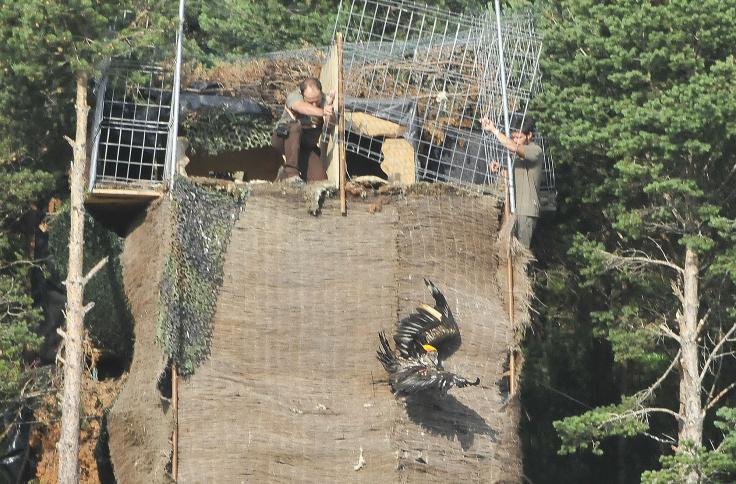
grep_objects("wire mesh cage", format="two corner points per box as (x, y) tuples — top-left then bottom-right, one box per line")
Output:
(89, 13), (180, 191)
(91, 63), (174, 187)
(475, 10), (555, 195)
(334, 0), (555, 199)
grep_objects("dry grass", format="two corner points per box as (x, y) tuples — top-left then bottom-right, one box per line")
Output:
(182, 55), (324, 117)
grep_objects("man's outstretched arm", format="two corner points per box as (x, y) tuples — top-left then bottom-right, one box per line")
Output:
(481, 117), (530, 159)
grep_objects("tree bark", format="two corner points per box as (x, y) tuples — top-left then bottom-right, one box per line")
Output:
(57, 71), (89, 484)
(678, 247), (703, 482)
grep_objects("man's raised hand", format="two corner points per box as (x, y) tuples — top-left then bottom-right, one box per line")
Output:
(481, 117), (496, 133)
(323, 103), (334, 118)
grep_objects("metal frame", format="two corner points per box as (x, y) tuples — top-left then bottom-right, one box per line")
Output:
(334, 0), (554, 199)
(88, 3), (185, 192)
(89, 63), (173, 189)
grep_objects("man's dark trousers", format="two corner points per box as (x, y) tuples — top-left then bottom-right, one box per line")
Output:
(271, 121), (327, 182)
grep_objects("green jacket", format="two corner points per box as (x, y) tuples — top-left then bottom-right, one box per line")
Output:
(514, 142), (543, 217)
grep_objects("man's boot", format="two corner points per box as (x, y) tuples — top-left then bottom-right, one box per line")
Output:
(276, 163), (303, 184)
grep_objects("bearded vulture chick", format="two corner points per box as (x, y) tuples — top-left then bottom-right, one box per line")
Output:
(376, 279), (480, 395)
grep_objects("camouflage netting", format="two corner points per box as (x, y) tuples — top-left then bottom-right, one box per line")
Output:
(156, 177), (247, 375)
(181, 107), (274, 156)
(47, 208), (133, 359)
(180, 54), (323, 156)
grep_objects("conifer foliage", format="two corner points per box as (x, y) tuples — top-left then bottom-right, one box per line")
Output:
(536, 1), (736, 481)
(0, 2), (172, 481)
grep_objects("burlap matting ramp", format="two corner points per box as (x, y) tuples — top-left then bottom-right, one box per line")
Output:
(108, 199), (174, 484)
(177, 184), (523, 483)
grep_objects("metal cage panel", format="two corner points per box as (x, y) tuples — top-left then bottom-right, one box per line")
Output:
(92, 65), (173, 187)
(88, 6), (182, 192)
(335, 0), (554, 198)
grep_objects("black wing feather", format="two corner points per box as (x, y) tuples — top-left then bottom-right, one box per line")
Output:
(425, 278), (455, 323)
(393, 279), (461, 360)
(376, 279), (479, 396)
(376, 332), (398, 373)
(390, 365), (480, 395)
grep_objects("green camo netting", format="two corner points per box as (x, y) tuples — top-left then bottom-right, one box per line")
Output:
(182, 107), (274, 156)
(47, 208), (133, 359)
(156, 177), (248, 375)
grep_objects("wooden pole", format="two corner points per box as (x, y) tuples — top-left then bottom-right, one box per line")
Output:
(337, 33), (347, 216)
(504, 182), (517, 397)
(172, 363), (179, 481)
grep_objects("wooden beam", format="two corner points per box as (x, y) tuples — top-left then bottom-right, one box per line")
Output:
(504, 186), (517, 397)
(85, 187), (163, 205)
(337, 33), (347, 216)
(172, 363), (179, 482)
(90, 188), (162, 198)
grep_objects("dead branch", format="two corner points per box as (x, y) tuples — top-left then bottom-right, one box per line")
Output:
(597, 248), (684, 275)
(63, 135), (76, 150)
(671, 280), (685, 306)
(0, 258), (47, 271)
(83, 302), (96, 315)
(705, 382), (736, 412)
(696, 309), (711, 336)
(705, 355), (723, 405)
(658, 321), (680, 342)
(82, 256), (109, 285)
(642, 431), (678, 445)
(598, 406), (684, 428)
(634, 349), (681, 404)
(699, 321), (736, 383)
(645, 236), (673, 264)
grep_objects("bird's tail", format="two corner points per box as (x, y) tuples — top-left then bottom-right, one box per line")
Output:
(376, 332), (397, 372)
(454, 375), (481, 388)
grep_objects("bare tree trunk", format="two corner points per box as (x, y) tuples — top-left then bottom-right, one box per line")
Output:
(678, 247), (703, 483)
(617, 361), (630, 484)
(57, 71), (89, 484)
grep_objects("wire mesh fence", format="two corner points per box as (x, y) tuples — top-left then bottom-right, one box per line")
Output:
(88, 1), (554, 202)
(88, 13), (180, 190)
(91, 63), (173, 187)
(176, 185), (525, 482)
(335, 0), (554, 199)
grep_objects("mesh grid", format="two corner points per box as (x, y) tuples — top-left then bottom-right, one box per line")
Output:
(335, 0), (554, 196)
(89, 7), (179, 189)
(177, 185), (524, 482)
(93, 65), (173, 185)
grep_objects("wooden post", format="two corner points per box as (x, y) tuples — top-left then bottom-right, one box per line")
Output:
(504, 182), (517, 397)
(172, 363), (179, 481)
(337, 33), (347, 216)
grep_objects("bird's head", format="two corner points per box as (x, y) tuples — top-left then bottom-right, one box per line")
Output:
(422, 344), (439, 365)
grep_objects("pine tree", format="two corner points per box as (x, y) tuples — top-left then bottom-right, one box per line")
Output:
(536, 1), (736, 481)
(0, 2), (171, 481)
(183, 0), (487, 64)
(0, 169), (50, 399)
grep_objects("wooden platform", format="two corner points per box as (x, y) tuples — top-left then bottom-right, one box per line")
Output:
(85, 187), (163, 206)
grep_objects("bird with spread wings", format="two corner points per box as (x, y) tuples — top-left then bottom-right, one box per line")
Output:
(376, 279), (480, 395)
